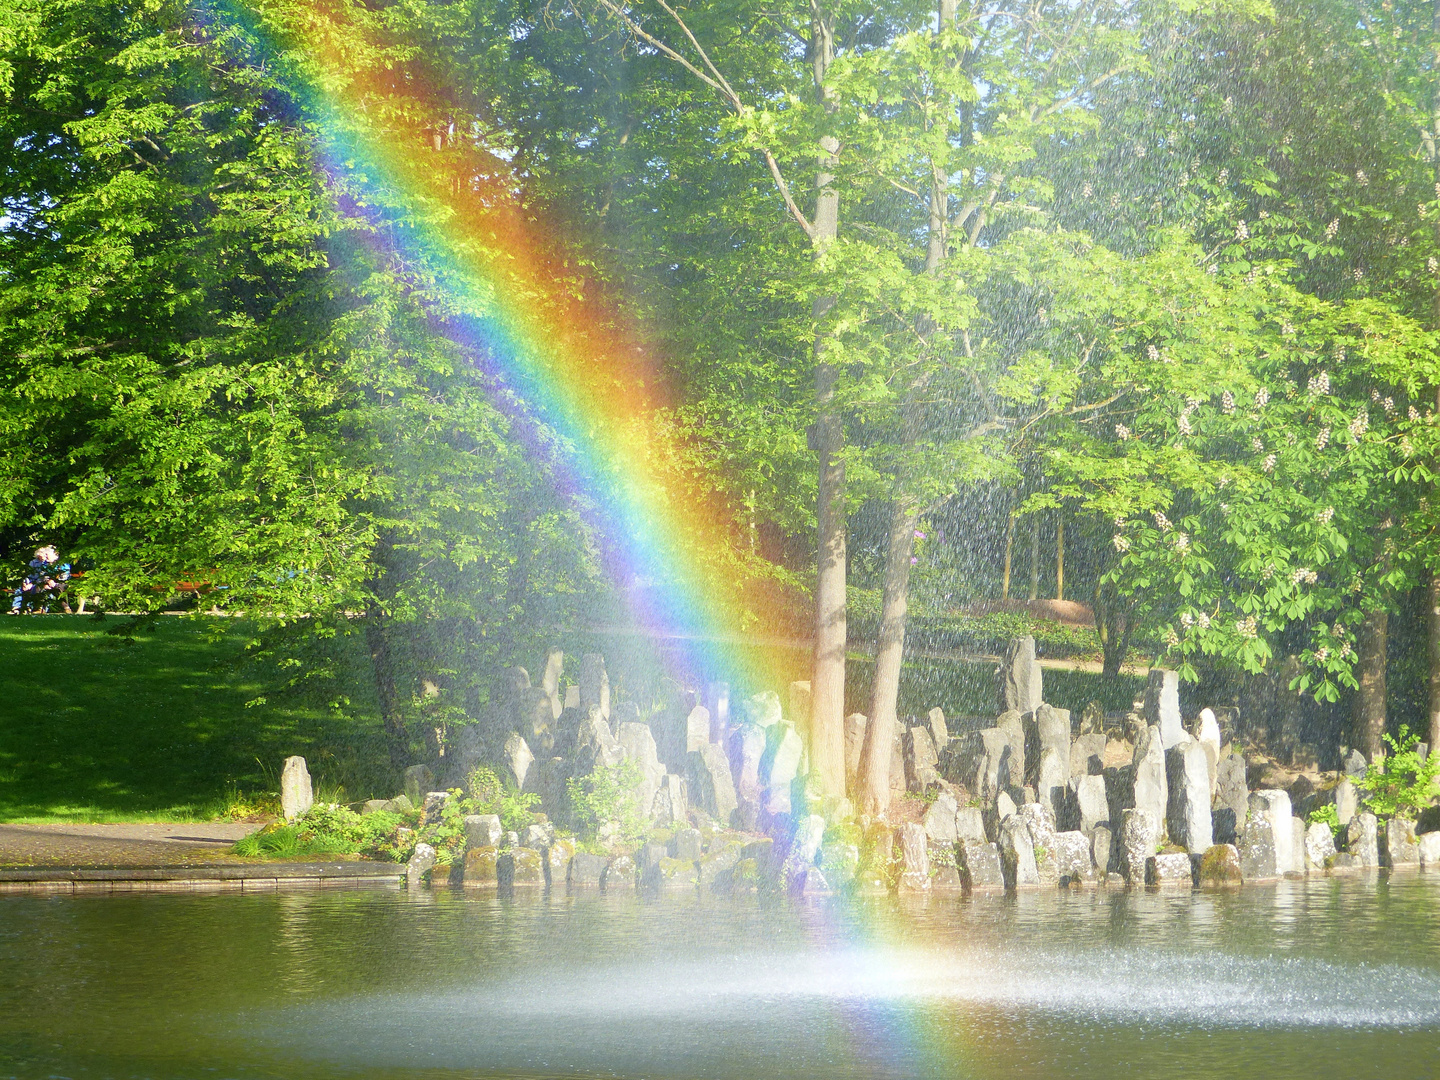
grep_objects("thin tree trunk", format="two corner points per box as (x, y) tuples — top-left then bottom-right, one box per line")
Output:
(365, 606), (410, 770)
(1027, 514), (1040, 601)
(1353, 608), (1389, 761)
(1055, 513), (1065, 601)
(857, 501), (921, 815)
(854, 0), (957, 813)
(1001, 512), (1015, 600)
(808, 2), (846, 798)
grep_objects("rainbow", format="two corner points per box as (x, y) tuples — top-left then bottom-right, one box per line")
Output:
(210, 0), (794, 696)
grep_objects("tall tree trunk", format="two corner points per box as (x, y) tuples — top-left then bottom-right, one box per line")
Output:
(808, 1), (847, 797)
(1353, 608), (1389, 761)
(856, 500), (921, 815)
(1027, 514), (1040, 600)
(1055, 513), (1065, 601)
(854, 0), (956, 813)
(1427, 0), (1440, 767)
(365, 605), (410, 770)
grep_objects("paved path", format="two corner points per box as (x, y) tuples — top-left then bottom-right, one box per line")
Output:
(0, 822), (262, 868)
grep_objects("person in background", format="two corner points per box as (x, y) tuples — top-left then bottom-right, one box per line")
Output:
(9, 545), (71, 614)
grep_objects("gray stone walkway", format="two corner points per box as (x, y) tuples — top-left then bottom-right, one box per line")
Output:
(0, 822), (261, 868)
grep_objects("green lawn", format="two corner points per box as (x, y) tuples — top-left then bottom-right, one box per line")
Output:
(0, 616), (387, 822)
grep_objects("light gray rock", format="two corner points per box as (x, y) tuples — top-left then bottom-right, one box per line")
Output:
(1332, 778), (1359, 826)
(1019, 801), (1060, 885)
(904, 725), (941, 791)
(402, 763), (434, 808)
(995, 711), (1027, 788)
(360, 799), (393, 815)
(602, 853), (636, 890)
(1167, 739), (1213, 852)
(1304, 821), (1336, 869)
(280, 756), (313, 821)
(1146, 852), (1193, 886)
(962, 727), (1013, 802)
(1032, 703), (1072, 774)
(788, 681), (813, 741)
(731, 723), (766, 828)
(568, 851), (608, 887)
(959, 839), (1005, 891)
(923, 790), (961, 842)
(1070, 733), (1107, 778)
(1239, 817), (1278, 879)
(617, 721), (665, 822)
(1291, 815), (1307, 875)
(898, 821), (930, 891)
(999, 814), (1040, 888)
(540, 648), (564, 719)
(843, 713), (868, 791)
(578, 653), (610, 721)
(1036, 746), (1068, 820)
(1120, 808), (1161, 883)
(998, 636), (1043, 713)
(1384, 817), (1420, 867)
(1248, 790), (1296, 874)
(1417, 830), (1440, 866)
(685, 705), (712, 754)
(575, 704), (624, 769)
(1194, 707), (1222, 754)
(406, 842), (437, 882)
(925, 707), (950, 753)
(1055, 830), (1096, 884)
(706, 682), (731, 739)
(956, 806), (987, 844)
(652, 773), (688, 826)
(760, 722), (805, 816)
(464, 814), (502, 849)
(1213, 752), (1249, 844)
(1070, 774), (1109, 833)
(995, 790), (1018, 827)
(687, 742), (738, 824)
(1145, 668), (1185, 749)
(1131, 725), (1168, 831)
(1079, 700), (1105, 736)
(502, 734), (533, 791)
(1092, 825), (1114, 877)
(1347, 811), (1379, 867)
(517, 687), (556, 755)
(522, 821), (553, 848)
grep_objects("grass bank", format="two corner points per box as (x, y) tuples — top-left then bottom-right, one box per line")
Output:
(0, 616), (387, 823)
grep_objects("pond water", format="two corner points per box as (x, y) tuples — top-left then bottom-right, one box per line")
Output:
(3, 873), (1439, 1080)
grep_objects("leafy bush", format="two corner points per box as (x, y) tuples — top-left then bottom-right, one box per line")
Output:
(232, 804), (413, 861)
(1356, 726), (1440, 820)
(1307, 803), (1342, 841)
(567, 760), (645, 843)
(465, 766), (540, 832)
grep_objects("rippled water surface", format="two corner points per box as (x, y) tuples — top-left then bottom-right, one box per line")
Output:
(3, 872), (1440, 1079)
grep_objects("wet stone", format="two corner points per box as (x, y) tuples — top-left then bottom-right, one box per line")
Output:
(568, 852), (608, 887)
(898, 821), (931, 892)
(1248, 790), (1296, 875)
(1213, 753), (1249, 844)
(462, 846), (499, 887)
(923, 790), (961, 842)
(959, 839), (1005, 891)
(1055, 830), (1095, 885)
(998, 636), (1044, 714)
(602, 854), (637, 890)
(1239, 817), (1278, 880)
(463, 814), (502, 849)
(955, 806), (987, 844)
(1304, 821), (1337, 870)
(1146, 852), (1193, 886)
(1384, 817), (1420, 867)
(1120, 808), (1161, 884)
(1198, 843), (1243, 887)
(999, 815), (1040, 889)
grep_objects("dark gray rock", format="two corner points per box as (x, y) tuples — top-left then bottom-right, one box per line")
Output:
(603, 853), (637, 890)
(1079, 700), (1105, 736)
(924, 707), (950, 753)
(1166, 739), (1213, 852)
(672, 827), (703, 863)
(1213, 752), (1249, 844)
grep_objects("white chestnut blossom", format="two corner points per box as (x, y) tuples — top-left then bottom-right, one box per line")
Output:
(1153, 510), (1173, 532)
(1315, 427), (1331, 450)
(1263, 453), (1278, 473)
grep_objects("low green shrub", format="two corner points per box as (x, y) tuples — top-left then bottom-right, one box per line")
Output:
(1307, 803), (1343, 841)
(232, 804), (413, 861)
(1356, 725), (1440, 820)
(567, 760), (645, 843)
(465, 766), (540, 832)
